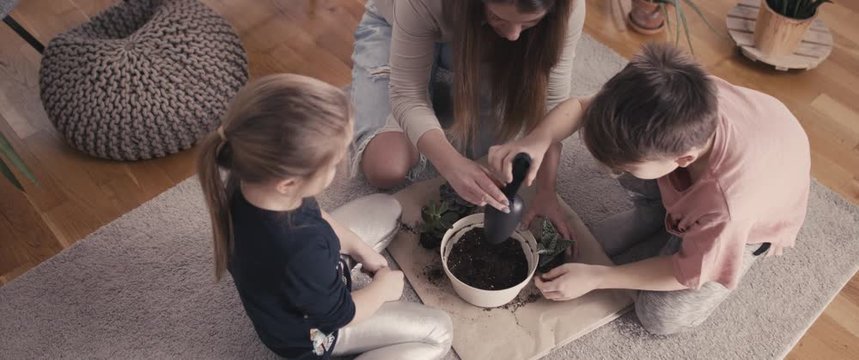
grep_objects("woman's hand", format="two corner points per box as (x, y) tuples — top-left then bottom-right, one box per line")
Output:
(488, 134), (552, 187)
(524, 190), (573, 242)
(438, 155), (510, 212)
(534, 263), (605, 301)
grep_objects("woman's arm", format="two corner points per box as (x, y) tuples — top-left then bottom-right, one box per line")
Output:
(388, 0), (444, 148)
(388, 2), (509, 212)
(418, 130), (510, 211)
(545, 0), (586, 111)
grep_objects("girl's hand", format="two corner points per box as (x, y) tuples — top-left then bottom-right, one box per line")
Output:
(488, 135), (552, 187)
(523, 190), (573, 242)
(373, 267), (404, 302)
(357, 251), (389, 275)
(439, 155), (510, 212)
(534, 263), (604, 301)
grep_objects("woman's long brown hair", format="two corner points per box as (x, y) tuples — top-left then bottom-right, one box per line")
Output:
(197, 74), (352, 280)
(444, 0), (572, 146)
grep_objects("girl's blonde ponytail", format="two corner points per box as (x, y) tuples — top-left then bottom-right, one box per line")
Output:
(197, 131), (234, 280)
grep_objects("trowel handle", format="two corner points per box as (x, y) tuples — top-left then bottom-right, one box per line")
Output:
(503, 153), (532, 199)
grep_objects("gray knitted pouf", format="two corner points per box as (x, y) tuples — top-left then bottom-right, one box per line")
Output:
(39, 0), (248, 160)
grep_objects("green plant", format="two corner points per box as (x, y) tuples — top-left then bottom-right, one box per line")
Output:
(418, 183), (480, 249)
(439, 182), (478, 218)
(766, 0), (831, 19)
(535, 218), (574, 272)
(0, 132), (36, 191)
(649, 0), (724, 54)
(419, 201), (459, 249)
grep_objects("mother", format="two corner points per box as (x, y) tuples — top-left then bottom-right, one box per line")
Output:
(351, 0), (586, 237)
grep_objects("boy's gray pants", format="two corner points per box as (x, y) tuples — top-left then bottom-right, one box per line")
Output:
(592, 174), (767, 335)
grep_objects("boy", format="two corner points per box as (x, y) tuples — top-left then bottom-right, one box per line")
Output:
(488, 43), (810, 334)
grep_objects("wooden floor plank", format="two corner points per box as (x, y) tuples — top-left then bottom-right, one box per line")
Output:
(8, 0), (91, 44)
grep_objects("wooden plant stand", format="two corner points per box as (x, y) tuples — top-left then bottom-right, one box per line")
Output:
(726, 0), (833, 71)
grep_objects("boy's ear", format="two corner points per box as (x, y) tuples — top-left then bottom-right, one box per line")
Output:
(675, 153), (697, 168)
(275, 177), (301, 194)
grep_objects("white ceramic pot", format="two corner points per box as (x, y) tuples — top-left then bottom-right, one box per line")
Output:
(440, 213), (538, 308)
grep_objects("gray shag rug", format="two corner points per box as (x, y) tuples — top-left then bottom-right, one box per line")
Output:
(1, 34), (858, 359)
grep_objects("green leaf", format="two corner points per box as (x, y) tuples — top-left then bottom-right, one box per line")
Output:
(420, 221), (432, 233)
(421, 207), (433, 223)
(536, 218), (574, 257)
(437, 201), (449, 214)
(0, 132), (36, 185)
(538, 254), (554, 267)
(675, 0), (695, 55)
(441, 211), (459, 227)
(430, 226), (447, 239)
(0, 157), (24, 191)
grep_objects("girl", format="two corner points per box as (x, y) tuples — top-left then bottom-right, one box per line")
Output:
(198, 74), (452, 359)
(350, 0), (587, 240)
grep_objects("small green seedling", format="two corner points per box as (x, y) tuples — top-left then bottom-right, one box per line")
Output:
(419, 201), (459, 249)
(418, 183), (480, 249)
(439, 182), (478, 219)
(535, 218), (574, 272)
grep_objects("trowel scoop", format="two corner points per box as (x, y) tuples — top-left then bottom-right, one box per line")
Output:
(483, 153), (532, 245)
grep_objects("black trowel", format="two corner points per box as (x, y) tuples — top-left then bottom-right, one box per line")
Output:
(484, 153), (532, 245)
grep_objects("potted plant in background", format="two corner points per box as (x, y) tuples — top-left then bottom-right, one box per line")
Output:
(628, 0), (667, 35)
(627, 0), (722, 53)
(754, 0), (831, 57)
(0, 132), (36, 191)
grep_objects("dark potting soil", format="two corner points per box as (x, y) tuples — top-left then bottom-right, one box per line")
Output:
(423, 263), (446, 287)
(447, 228), (528, 290)
(493, 292), (542, 312)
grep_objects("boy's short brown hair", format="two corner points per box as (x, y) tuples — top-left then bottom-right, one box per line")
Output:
(581, 43), (718, 168)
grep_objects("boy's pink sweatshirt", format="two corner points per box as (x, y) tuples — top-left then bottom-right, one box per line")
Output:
(658, 77), (811, 290)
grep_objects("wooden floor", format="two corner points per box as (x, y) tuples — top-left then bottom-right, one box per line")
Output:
(1, 0), (856, 358)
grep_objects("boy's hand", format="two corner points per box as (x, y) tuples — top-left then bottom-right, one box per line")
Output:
(373, 267), (404, 302)
(357, 251), (388, 275)
(534, 263), (604, 301)
(523, 190), (573, 242)
(488, 135), (551, 187)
